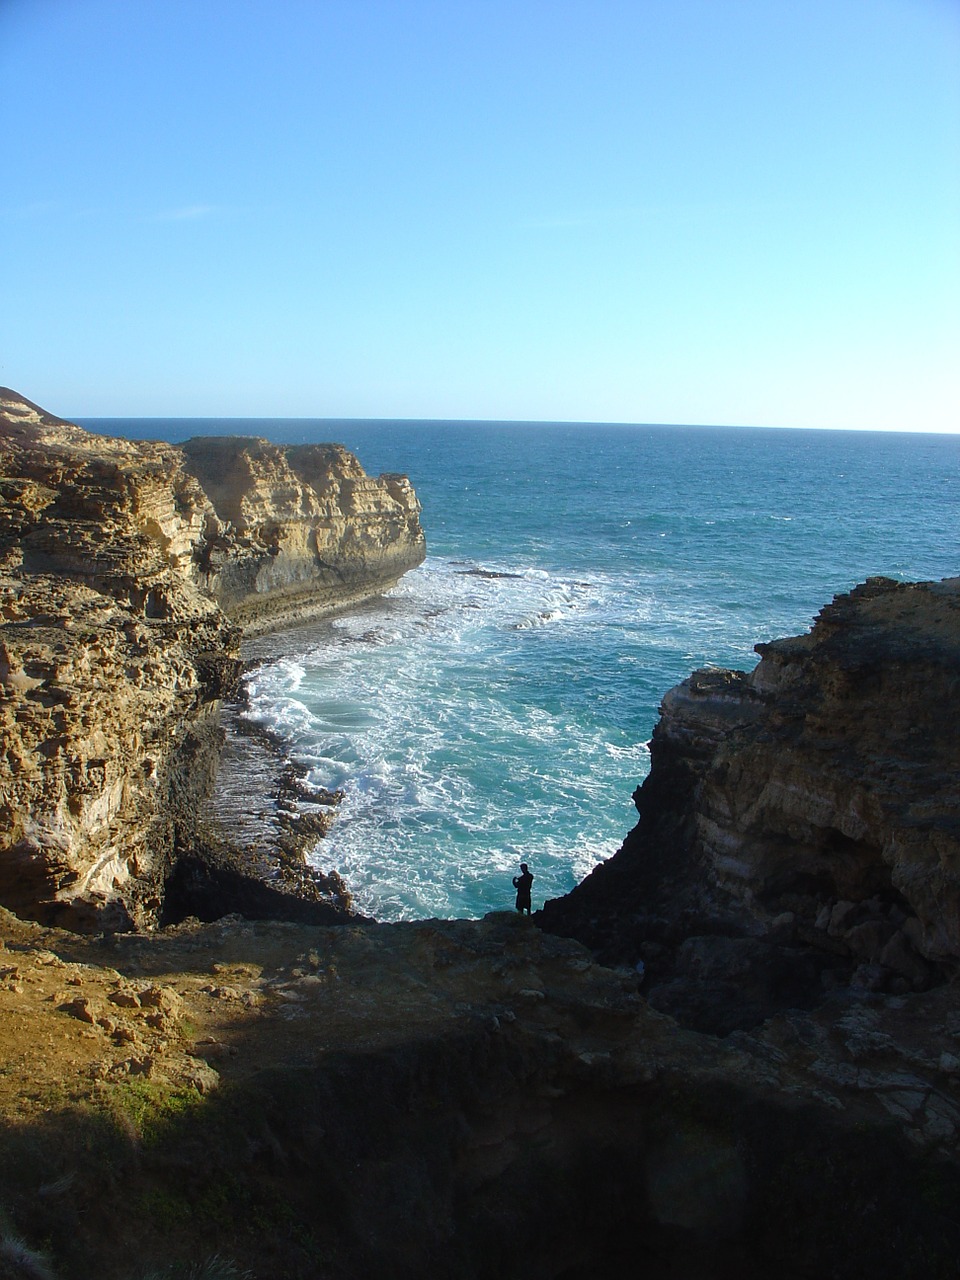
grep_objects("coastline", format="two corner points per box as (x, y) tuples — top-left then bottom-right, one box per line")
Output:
(200, 604), (390, 916)
(0, 387), (425, 931)
(2, 391), (960, 1276)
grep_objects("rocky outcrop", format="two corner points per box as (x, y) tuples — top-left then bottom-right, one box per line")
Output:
(0, 388), (425, 930)
(540, 577), (960, 1033)
(178, 435), (424, 634)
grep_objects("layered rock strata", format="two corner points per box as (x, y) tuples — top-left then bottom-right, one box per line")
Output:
(178, 434), (424, 634)
(0, 388), (424, 930)
(540, 577), (960, 1034)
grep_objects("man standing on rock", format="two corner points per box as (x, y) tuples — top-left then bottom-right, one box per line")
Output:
(513, 863), (534, 915)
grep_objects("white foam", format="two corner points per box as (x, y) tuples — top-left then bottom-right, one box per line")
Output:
(232, 552), (659, 920)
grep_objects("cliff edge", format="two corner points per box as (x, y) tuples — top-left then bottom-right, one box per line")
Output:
(0, 389), (425, 930)
(540, 576), (960, 1033)
(2, 906), (958, 1279)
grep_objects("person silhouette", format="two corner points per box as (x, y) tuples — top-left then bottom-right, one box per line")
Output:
(512, 863), (534, 915)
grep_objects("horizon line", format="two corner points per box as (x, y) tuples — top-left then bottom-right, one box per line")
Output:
(73, 413), (960, 437)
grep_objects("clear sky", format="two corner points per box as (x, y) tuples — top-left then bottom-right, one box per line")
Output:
(1, 0), (958, 429)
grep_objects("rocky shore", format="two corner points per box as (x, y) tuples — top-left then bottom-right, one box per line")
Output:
(0, 388), (424, 932)
(1, 392), (958, 1278)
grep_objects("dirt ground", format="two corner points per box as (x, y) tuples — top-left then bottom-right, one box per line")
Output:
(1, 902), (638, 1083)
(3, 906), (959, 1280)
(0, 906), (648, 1279)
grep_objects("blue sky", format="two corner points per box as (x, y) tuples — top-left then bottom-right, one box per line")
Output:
(1, 0), (958, 429)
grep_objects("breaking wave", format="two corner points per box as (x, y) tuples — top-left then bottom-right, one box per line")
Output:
(216, 420), (958, 922)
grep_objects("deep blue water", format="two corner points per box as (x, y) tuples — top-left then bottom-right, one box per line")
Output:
(82, 418), (960, 920)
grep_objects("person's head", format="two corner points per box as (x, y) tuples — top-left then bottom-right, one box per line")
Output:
(520, 863), (528, 873)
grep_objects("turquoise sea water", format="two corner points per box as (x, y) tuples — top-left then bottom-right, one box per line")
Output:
(83, 419), (960, 921)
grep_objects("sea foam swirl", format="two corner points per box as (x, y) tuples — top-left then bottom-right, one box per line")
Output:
(220, 420), (958, 922)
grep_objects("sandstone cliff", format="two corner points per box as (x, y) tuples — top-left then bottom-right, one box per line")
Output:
(540, 577), (960, 1033)
(0, 389), (424, 930)
(179, 435), (424, 634)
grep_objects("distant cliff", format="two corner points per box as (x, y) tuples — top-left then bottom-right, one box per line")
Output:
(178, 434), (424, 634)
(0, 388), (425, 930)
(540, 576), (960, 1032)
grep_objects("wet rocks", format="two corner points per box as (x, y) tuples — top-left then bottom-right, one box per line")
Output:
(159, 824), (360, 927)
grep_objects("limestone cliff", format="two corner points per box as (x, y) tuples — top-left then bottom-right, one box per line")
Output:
(178, 435), (424, 634)
(0, 388), (425, 929)
(540, 577), (960, 1032)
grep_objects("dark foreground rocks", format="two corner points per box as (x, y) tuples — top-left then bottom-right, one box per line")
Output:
(529, 576), (960, 1277)
(0, 908), (957, 1280)
(540, 577), (960, 1035)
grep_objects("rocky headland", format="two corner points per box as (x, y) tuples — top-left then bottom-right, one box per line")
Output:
(1, 393), (958, 1279)
(0, 389), (424, 932)
(539, 576), (960, 1033)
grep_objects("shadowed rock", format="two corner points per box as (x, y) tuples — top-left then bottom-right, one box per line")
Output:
(540, 576), (960, 1033)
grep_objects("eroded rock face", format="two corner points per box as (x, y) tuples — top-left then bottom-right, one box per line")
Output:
(178, 435), (425, 633)
(0, 388), (424, 928)
(540, 577), (960, 1032)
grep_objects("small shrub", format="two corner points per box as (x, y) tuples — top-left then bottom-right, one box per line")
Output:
(107, 1081), (204, 1147)
(0, 1212), (59, 1280)
(135, 1255), (253, 1280)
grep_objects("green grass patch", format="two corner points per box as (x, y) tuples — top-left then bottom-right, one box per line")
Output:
(106, 1080), (205, 1147)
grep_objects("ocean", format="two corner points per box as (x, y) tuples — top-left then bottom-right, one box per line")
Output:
(82, 418), (959, 921)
